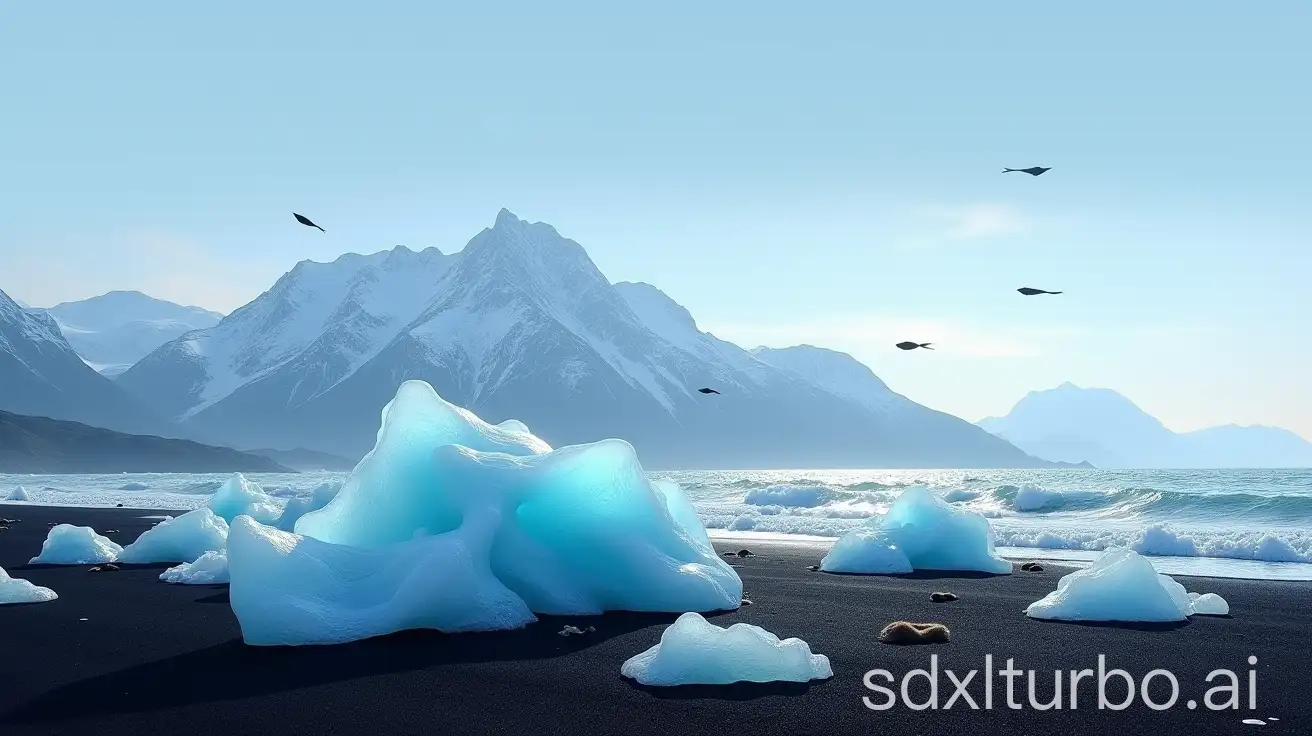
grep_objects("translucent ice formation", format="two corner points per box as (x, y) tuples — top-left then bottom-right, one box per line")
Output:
(160, 550), (229, 585)
(1026, 548), (1230, 622)
(275, 481), (342, 532)
(821, 486), (1011, 574)
(1191, 592), (1230, 616)
(295, 380), (552, 547)
(0, 566), (57, 604)
(208, 474), (280, 525)
(118, 508), (229, 564)
(29, 524), (122, 565)
(819, 528), (912, 574)
(7, 486), (29, 501)
(620, 612), (832, 686)
(228, 380), (740, 646)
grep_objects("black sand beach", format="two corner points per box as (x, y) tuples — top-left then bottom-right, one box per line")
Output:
(1, 504), (1308, 735)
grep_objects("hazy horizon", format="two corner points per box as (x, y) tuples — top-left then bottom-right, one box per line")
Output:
(3, 2), (1309, 437)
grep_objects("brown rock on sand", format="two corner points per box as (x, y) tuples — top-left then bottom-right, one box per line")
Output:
(879, 621), (951, 645)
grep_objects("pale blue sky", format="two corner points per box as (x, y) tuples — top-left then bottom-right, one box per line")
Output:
(2, 2), (1309, 436)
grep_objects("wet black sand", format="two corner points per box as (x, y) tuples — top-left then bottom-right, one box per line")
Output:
(1, 504), (1308, 735)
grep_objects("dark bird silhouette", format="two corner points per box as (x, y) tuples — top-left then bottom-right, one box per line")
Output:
(1003, 167), (1051, 176)
(895, 341), (934, 351)
(293, 213), (325, 232)
(697, 387), (720, 395)
(1017, 287), (1063, 296)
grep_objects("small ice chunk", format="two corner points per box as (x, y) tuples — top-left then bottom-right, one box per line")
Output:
(7, 486), (30, 501)
(208, 474), (280, 525)
(1191, 592), (1230, 616)
(118, 508), (229, 564)
(160, 550), (229, 585)
(0, 565), (57, 604)
(822, 486), (1010, 574)
(1026, 548), (1192, 622)
(29, 524), (122, 565)
(820, 528), (913, 574)
(620, 612), (832, 686)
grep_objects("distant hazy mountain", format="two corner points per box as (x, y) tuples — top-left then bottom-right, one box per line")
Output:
(118, 210), (1046, 469)
(0, 409), (289, 474)
(978, 382), (1312, 468)
(40, 291), (223, 377)
(0, 288), (162, 436)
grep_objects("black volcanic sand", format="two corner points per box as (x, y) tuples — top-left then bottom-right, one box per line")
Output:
(1, 504), (1309, 735)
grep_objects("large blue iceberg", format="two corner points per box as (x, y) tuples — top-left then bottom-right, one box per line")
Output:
(821, 486), (1011, 574)
(227, 380), (741, 646)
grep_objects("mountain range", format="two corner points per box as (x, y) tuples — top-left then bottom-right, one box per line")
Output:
(92, 209), (1043, 468)
(37, 291), (223, 377)
(0, 409), (290, 474)
(0, 287), (162, 436)
(977, 382), (1312, 468)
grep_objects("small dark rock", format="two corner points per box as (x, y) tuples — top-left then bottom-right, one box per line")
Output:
(736, 549), (754, 558)
(806, 565), (820, 571)
(721, 552), (736, 557)
(741, 598), (753, 606)
(115, 503), (124, 508)
(1020, 562), (1045, 572)
(930, 592), (958, 602)
(88, 563), (121, 573)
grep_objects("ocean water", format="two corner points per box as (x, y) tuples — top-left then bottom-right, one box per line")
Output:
(3, 468), (1310, 580)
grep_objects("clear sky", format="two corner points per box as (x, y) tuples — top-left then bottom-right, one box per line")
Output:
(2, 2), (1309, 437)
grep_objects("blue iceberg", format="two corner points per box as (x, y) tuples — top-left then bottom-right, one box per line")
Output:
(29, 524), (122, 565)
(621, 612), (832, 686)
(821, 486), (1011, 574)
(1026, 548), (1229, 622)
(118, 508), (229, 564)
(227, 380), (740, 646)
(160, 550), (230, 585)
(208, 474), (280, 525)
(0, 566), (57, 604)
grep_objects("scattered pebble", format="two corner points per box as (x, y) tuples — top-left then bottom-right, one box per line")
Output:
(557, 625), (595, 637)
(104, 529), (120, 534)
(88, 563), (122, 573)
(740, 598), (753, 606)
(806, 565), (820, 572)
(115, 503), (124, 508)
(1020, 562), (1045, 572)
(930, 591), (958, 602)
(878, 621), (951, 645)
(736, 549), (754, 558)
(0, 518), (18, 524)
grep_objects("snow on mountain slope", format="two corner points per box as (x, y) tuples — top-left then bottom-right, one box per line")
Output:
(120, 246), (453, 419)
(0, 288), (161, 434)
(39, 291), (222, 377)
(118, 211), (1048, 468)
(750, 345), (900, 415)
(978, 383), (1312, 468)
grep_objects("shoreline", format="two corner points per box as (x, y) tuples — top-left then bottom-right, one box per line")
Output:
(1, 505), (1307, 735)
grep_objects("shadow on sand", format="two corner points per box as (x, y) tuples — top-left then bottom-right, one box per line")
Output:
(1, 610), (720, 724)
(623, 678), (828, 701)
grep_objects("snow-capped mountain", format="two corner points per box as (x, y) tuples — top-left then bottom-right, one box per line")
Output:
(39, 291), (223, 377)
(117, 210), (1046, 468)
(0, 288), (161, 434)
(978, 382), (1312, 468)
